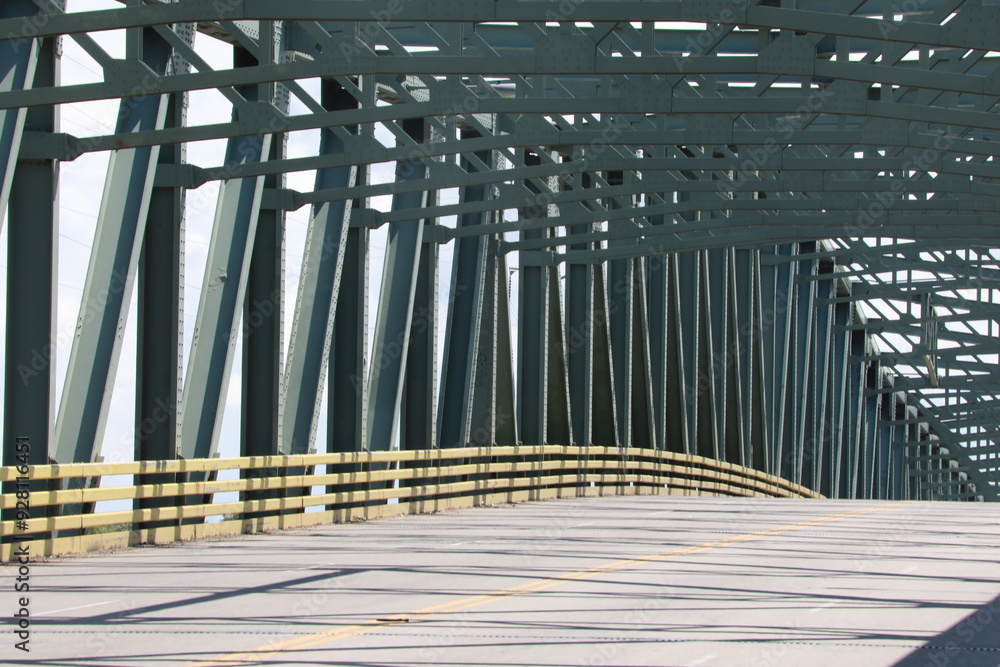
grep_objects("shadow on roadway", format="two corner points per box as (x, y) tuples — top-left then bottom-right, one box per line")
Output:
(892, 593), (1000, 667)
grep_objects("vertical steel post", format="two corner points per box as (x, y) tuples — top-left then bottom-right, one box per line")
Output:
(3, 16), (58, 494)
(676, 251), (701, 454)
(646, 204), (668, 451)
(328, 226), (369, 454)
(841, 333), (866, 498)
(566, 172), (595, 447)
(759, 245), (795, 477)
(135, 76), (186, 524)
(439, 134), (492, 447)
(823, 302), (851, 497)
(401, 188), (438, 450)
(723, 249), (745, 465)
(664, 254), (690, 454)
(807, 269), (835, 493)
(590, 264), (618, 446)
(732, 249), (757, 467)
(629, 258), (656, 450)
(749, 252), (769, 474)
(367, 117), (427, 451)
(789, 246), (817, 485)
(607, 172), (633, 449)
(889, 398), (905, 500)
(696, 249), (721, 459)
(517, 152), (548, 446)
(242, 33), (286, 465)
(326, 73), (373, 468)
(706, 248), (729, 460)
(860, 364), (881, 500)
(493, 248), (518, 445)
(546, 267), (573, 446)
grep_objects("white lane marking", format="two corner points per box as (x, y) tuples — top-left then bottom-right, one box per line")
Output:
(290, 560), (339, 572)
(571, 522), (594, 528)
(810, 600), (840, 613)
(36, 601), (117, 616)
(901, 565), (919, 574)
(686, 653), (717, 666)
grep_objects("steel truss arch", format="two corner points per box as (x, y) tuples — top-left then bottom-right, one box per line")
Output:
(2, 0), (998, 506)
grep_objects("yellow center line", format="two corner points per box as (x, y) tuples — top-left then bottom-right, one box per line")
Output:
(185, 502), (904, 666)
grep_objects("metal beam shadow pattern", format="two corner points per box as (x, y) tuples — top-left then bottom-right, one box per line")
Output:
(1, 0), (998, 527)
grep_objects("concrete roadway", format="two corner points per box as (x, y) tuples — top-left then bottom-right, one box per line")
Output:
(5, 496), (1000, 667)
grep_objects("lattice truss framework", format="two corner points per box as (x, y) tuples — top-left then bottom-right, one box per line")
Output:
(1, 0), (998, 502)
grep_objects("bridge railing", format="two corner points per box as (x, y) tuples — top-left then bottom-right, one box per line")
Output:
(1, 445), (820, 561)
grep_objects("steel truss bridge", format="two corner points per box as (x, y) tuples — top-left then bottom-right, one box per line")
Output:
(3, 0), (1000, 553)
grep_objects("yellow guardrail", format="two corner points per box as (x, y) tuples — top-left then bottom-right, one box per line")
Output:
(0, 445), (821, 561)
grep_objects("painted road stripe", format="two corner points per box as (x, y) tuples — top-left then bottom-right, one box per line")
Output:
(185, 502), (904, 666)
